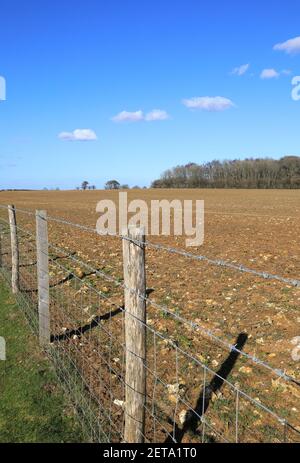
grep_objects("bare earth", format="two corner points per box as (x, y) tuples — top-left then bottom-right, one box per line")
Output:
(0, 188), (299, 442)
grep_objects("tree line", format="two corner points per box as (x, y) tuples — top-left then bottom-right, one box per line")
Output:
(77, 180), (145, 190)
(151, 156), (300, 189)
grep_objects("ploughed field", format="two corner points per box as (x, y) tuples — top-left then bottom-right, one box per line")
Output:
(0, 188), (299, 443)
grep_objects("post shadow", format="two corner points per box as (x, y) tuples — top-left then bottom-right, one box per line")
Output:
(50, 288), (154, 342)
(20, 267), (102, 293)
(50, 305), (123, 342)
(165, 332), (248, 443)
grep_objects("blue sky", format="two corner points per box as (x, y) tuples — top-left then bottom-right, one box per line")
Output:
(0, 0), (300, 189)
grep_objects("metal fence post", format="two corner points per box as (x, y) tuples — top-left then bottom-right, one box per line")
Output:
(122, 226), (146, 443)
(8, 205), (19, 293)
(36, 210), (50, 345)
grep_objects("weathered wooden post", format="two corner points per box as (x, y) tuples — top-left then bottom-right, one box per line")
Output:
(122, 226), (147, 443)
(8, 205), (19, 293)
(36, 210), (50, 346)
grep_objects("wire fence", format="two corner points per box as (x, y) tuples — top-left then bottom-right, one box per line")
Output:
(0, 204), (299, 443)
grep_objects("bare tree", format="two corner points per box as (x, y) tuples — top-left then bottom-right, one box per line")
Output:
(151, 157), (300, 189)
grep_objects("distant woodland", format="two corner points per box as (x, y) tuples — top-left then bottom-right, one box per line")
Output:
(151, 156), (300, 189)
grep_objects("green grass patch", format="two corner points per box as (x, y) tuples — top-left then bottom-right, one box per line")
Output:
(0, 280), (84, 443)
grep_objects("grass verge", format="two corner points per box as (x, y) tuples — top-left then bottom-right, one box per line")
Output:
(0, 279), (84, 443)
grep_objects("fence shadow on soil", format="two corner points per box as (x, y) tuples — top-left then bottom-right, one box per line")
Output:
(165, 332), (248, 443)
(1, 204), (300, 443)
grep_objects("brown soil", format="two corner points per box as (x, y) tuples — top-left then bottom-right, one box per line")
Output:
(0, 188), (299, 443)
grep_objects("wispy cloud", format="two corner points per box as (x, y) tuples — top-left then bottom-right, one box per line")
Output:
(231, 63), (250, 76)
(112, 110), (144, 122)
(58, 129), (97, 141)
(182, 96), (235, 112)
(274, 36), (300, 55)
(145, 109), (169, 121)
(112, 109), (169, 122)
(260, 68), (280, 79)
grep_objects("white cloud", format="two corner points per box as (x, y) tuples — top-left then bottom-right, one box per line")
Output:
(231, 63), (250, 76)
(112, 109), (170, 122)
(112, 110), (144, 122)
(145, 109), (169, 121)
(182, 96), (235, 112)
(274, 36), (300, 55)
(260, 68), (280, 79)
(58, 129), (97, 141)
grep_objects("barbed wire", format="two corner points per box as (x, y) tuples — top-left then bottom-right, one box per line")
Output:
(2, 208), (300, 386)
(46, 212), (300, 288)
(1, 211), (300, 442)
(4, 232), (289, 442)
(0, 216), (36, 239)
(1, 205), (299, 288)
(45, 251), (295, 436)
(0, 204), (36, 216)
(142, 240), (300, 288)
(46, 240), (300, 386)
(1, 208), (300, 384)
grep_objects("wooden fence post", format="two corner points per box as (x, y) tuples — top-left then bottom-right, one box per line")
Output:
(122, 226), (147, 443)
(36, 210), (50, 346)
(8, 205), (19, 294)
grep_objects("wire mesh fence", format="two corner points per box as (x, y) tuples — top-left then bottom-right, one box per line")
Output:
(0, 204), (299, 443)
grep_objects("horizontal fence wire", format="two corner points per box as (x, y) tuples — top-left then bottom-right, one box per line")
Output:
(43, 253), (297, 443)
(45, 212), (300, 288)
(0, 204), (299, 443)
(40, 240), (300, 387)
(1, 205), (299, 287)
